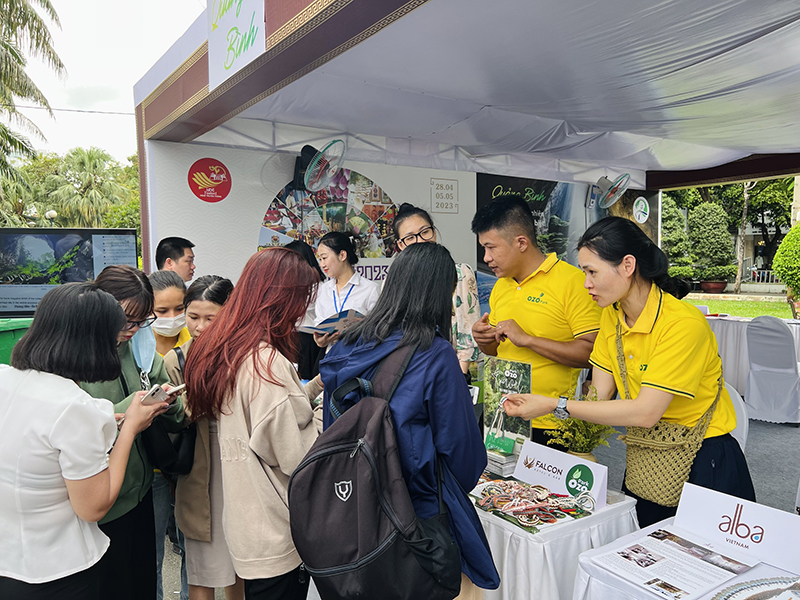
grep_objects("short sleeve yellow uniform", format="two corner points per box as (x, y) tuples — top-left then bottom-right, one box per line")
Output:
(489, 253), (602, 428)
(589, 284), (735, 438)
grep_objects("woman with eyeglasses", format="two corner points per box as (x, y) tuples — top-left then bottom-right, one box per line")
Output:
(392, 203), (481, 376)
(80, 264), (185, 600)
(312, 232), (380, 349)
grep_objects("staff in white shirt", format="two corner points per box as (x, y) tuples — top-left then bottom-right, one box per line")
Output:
(0, 283), (168, 600)
(313, 232), (380, 348)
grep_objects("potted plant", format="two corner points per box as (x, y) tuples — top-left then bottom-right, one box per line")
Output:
(773, 224), (800, 318)
(695, 265), (737, 294)
(688, 203), (736, 294)
(545, 388), (616, 461)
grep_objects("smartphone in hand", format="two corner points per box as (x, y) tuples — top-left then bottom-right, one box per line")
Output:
(141, 383), (186, 406)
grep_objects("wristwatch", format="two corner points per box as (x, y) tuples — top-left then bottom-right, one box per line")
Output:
(553, 396), (570, 420)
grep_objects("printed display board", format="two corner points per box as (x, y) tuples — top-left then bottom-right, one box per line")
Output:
(0, 228), (138, 317)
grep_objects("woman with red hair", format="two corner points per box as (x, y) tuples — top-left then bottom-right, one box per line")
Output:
(184, 248), (323, 600)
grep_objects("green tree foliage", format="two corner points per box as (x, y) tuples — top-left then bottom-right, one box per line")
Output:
(47, 147), (130, 227)
(668, 178), (792, 269)
(773, 224), (800, 294)
(688, 203), (735, 279)
(660, 195), (691, 266)
(0, 0), (64, 182)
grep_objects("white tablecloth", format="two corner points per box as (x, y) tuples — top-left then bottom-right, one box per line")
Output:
(572, 518), (798, 600)
(480, 494), (639, 600)
(707, 317), (800, 395)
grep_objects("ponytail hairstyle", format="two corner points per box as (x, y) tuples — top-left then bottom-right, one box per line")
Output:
(391, 203), (434, 241)
(577, 217), (690, 299)
(319, 231), (359, 266)
(185, 275), (234, 308)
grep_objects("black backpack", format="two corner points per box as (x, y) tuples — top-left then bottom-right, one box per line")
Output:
(288, 344), (462, 600)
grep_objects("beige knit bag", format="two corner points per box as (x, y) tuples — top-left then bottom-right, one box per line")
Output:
(616, 321), (721, 507)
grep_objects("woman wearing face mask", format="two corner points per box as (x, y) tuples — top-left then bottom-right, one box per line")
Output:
(148, 269), (193, 600)
(392, 203), (480, 377)
(163, 276), (244, 600)
(313, 232), (380, 349)
(502, 217), (756, 527)
(149, 270), (191, 357)
(80, 265), (184, 600)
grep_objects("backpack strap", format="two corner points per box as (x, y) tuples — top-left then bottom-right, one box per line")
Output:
(370, 343), (418, 402)
(174, 346), (186, 373)
(328, 343), (418, 421)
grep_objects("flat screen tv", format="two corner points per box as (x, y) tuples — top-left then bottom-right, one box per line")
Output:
(0, 228), (138, 317)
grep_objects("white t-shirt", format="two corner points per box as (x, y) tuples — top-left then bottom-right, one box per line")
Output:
(0, 366), (117, 583)
(313, 271), (380, 325)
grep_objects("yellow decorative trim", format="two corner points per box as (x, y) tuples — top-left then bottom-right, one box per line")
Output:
(266, 0), (338, 52)
(145, 86), (209, 139)
(142, 41), (208, 114)
(142, 42), (210, 137)
(184, 0), (430, 142)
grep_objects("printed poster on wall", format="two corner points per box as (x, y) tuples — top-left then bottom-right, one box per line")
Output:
(259, 169), (398, 282)
(474, 173), (660, 315)
(208, 0), (266, 91)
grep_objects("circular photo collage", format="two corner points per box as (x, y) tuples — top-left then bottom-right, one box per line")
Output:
(258, 169), (397, 259)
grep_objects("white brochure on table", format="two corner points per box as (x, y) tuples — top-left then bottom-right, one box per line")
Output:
(675, 483), (800, 574)
(591, 525), (758, 600)
(512, 440), (608, 509)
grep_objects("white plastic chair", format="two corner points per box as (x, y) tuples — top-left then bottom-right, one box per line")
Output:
(695, 305), (710, 315)
(744, 316), (800, 423)
(725, 382), (749, 451)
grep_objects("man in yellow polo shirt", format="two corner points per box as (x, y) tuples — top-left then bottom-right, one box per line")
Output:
(471, 193), (602, 447)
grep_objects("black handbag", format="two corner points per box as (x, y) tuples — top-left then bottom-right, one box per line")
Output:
(121, 348), (197, 476)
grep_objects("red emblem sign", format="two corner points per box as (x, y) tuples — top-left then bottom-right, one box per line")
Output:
(188, 158), (231, 202)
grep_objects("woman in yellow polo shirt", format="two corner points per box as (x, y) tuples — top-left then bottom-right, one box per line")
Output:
(504, 216), (755, 527)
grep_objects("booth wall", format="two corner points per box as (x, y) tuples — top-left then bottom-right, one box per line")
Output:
(145, 141), (477, 282)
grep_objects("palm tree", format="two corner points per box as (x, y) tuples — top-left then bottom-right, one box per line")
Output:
(47, 147), (129, 227)
(0, 0), (64, 183)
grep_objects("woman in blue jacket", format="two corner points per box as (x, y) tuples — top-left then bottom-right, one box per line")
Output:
(320, 243), (499, 598)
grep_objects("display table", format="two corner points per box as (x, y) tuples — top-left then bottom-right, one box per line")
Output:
(481, 492), (638, 600)
(573, 518), (799, 600)
(706, 316), (800, 395)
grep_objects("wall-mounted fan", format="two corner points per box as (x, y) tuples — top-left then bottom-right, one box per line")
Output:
(596, 173), (630, 208)
(293, 140), (347, 192)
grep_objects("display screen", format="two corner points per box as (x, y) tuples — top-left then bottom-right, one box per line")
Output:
(0, 228), (138, 317)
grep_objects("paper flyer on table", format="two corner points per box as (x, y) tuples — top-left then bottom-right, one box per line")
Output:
(298, 310), (364, 335)
(591, 526), (758, 599)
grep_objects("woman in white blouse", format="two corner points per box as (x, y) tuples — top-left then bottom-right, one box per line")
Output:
(0, 283), (169, 600)
(313, 232), (380, 348)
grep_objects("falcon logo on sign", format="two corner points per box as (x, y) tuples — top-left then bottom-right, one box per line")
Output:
(335, 480), (352, 502)
(188, 158), (231, 203)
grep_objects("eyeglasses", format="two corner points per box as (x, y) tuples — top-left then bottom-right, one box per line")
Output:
(398, 226), (436, 248)
(123, 315), (157, 330)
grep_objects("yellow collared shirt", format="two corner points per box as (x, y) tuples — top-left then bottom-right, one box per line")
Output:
(489, 253), (602, 428)
(589, 283), (735, 438)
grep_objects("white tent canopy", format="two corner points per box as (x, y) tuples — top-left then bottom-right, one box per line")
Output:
(138, 0), (800, 186)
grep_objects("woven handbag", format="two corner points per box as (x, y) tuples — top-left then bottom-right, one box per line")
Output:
(615, 321), (721, 507)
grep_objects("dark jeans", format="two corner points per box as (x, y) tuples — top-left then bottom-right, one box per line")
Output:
(97, 487), (157, 600)
(0, 557), (102, 600)
(244, 565), (310, 600)
(623, 433), (756, 528)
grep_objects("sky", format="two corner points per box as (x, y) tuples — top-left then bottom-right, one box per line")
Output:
(14, 0), (207, 163)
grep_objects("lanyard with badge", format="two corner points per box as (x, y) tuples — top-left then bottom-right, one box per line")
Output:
(333, 283), (354, 313)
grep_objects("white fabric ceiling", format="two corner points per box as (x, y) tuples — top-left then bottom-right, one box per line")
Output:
(194, 0), (800, 184)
